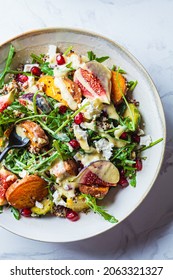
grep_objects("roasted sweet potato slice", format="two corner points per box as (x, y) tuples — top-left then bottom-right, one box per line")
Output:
(111, 71), (127, 105)
(79, 184), (109, 199)
(16, 120), (49, 153)
(5, 175), (48, 209)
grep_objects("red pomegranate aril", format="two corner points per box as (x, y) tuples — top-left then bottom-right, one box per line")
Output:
(66, 210), (79, 222)
(118, 177), (129, 188)
(31, 66), (42, 77)
(120, 132), (128, 140)
(69, 139), (80, 149)
(59, 105), (67, 114)
(74, 113), (84, 125)
(134, 158), (143, 171)
(132, 134), (140, 144)
(21, 208), (32, 217)
(16, 74), (28, 83)
(56, 53), (65, 65)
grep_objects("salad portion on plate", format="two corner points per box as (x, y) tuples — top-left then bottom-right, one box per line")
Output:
(0, 44), (162, 222)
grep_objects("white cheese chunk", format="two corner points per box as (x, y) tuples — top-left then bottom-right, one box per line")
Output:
(94, 138), (114, 160)
(140, 135), (152, 146)
(35, 201), (44, 209)
(47, 45), (57, 64)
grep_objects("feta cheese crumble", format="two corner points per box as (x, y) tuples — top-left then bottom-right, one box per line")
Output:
(94, 138), (114, 160)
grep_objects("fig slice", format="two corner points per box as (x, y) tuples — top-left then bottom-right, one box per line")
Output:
(74, 61), (111, 104)
(74, 160), (120, 187)
(5, 175), (48, 209)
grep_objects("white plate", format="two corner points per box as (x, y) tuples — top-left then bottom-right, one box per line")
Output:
(0, 28), (166, 242)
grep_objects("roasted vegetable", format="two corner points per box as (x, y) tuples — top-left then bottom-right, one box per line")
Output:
(66, 195), (89, 212)
(79, 185), (109, 199)
(5, 175), (48, 209)
(38, 76), (67, 104)
(16, 120), (49, 153)
(31, 197), (53, 215)
(111, 71), (127, 105)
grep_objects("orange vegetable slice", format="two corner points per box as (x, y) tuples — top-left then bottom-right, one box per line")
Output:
(111, 71), (127, 105)
(38, 76), (67, 105)
(5, 175), (48, 209)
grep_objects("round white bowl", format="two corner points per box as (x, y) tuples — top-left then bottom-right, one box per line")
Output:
(0, 28), (166, 242)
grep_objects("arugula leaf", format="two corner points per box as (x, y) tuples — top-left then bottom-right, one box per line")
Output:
(11, 206), (20, 220)
(40, 62), (54, 76)
(87, 51), (109, 63)
(127, 80), (138, 92)
(139, 138), (163, 152)
(81, 194), (118, 223)
(0, 45), (15, 88)
(63, 46), (73, 56)
(0, 206), (3, 214)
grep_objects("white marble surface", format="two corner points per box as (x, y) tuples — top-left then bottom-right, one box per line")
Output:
(0, 0), (173, 260)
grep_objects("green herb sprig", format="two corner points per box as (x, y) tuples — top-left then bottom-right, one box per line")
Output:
(82, 194), (118, 223)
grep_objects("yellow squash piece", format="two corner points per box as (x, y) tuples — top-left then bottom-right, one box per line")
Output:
(31, 197), (53, 215)
(38, 76), (67, 105)
(66, 195), (89, 212)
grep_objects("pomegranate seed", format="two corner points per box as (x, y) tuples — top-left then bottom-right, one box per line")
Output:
(120, 132), (128, 140)
(16, 74), (28, 83)
(56, 53), (65, 65)
(134, 158), (143, 171)
(132, 134), (140, 144)
(31, 66), (42, 77)
(21, 208), (32, 217)
(59, 105), (67, 114)
(74, 113), (84, 124)
(69, 139), (80, 149)
(66, 210), (79, 222)
(118, 177), (129, 188)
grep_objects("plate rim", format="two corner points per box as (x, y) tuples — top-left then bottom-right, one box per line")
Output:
(0, 27), (166, 242)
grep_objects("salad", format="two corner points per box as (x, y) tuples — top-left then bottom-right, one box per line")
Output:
(0, 45), (162, 222)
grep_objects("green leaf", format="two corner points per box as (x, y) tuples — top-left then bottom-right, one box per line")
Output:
(40, 62), (54, 76)
(87, 51), (109, 63)
(140, 138), (163, 152)
(96, 56), (109, 63)
(0, 44), (15, 88)
(11, 206), (20, 220)
(127, 80), (138, 92)
(0, 206), (3, 214)
(63, 46), (73, 56)
(81, 194), (118, 223)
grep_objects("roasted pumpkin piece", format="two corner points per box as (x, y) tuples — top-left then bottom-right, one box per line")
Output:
(111, 71), (127, 105)
(66, 195), (89, 212)
(79, 185), (109, 199)
(16, 120), (49, 153)
(38, 76), (67, 105)
(5, 175), (48, 209)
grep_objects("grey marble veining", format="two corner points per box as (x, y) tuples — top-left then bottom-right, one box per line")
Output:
(0, 0), (173, 260)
